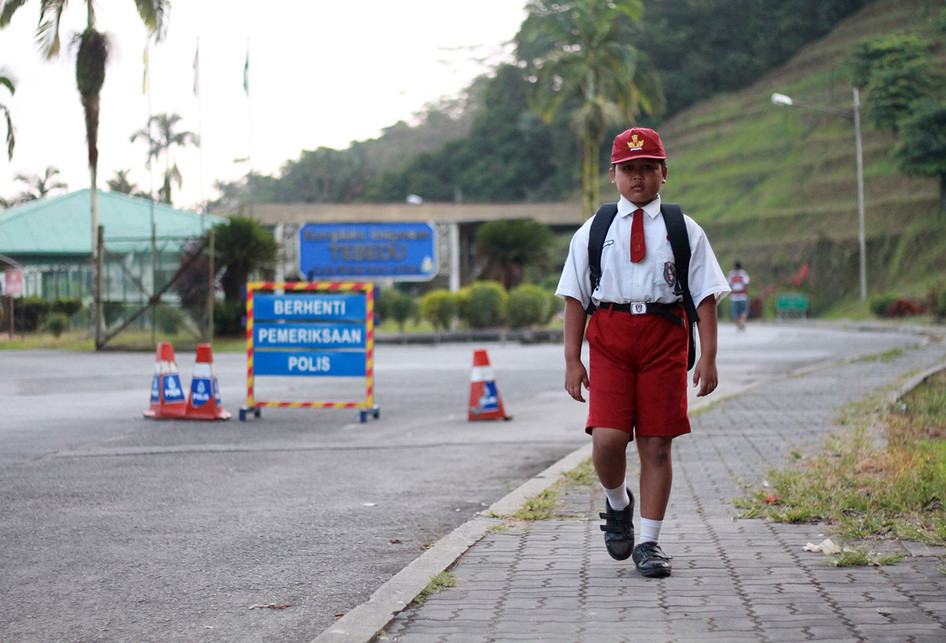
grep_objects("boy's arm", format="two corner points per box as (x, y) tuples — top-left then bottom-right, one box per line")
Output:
(563, 296), (590, 403)
(692, 295), (719, 397)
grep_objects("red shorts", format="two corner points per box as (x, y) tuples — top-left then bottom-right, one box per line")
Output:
(585, 306), (690, 439)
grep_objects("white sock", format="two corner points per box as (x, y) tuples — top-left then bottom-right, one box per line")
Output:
(639, 518), (662, 543)
(603, 483), (630, 511)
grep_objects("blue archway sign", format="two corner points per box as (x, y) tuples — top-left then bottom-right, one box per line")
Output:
(300, 222), (437, 281)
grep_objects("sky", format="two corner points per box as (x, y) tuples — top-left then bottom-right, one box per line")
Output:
(0, 1), (527, 211)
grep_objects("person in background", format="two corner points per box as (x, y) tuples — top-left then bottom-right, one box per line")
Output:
(727, 261), (750, 331)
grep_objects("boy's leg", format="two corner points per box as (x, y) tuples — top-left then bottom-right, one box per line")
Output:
(592, 427), (635, 560)
(636, 435), (673, 520)
(592, 427), (631, 489)
(632, 435), (674, 577)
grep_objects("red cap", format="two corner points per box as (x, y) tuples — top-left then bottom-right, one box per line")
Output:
(611, 127), (666, 164)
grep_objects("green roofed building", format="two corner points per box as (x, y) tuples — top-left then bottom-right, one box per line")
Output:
(0, 189), (224, 302)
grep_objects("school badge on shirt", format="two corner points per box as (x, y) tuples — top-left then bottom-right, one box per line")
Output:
(664, 261), (681, 296)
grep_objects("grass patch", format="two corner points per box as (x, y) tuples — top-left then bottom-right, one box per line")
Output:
(558, 458), (597, 487)
(832, 548), (906, 568)
(414, 572), (455, 605)
(736, 370), (946, 564)
(0, 330), (248, 353)
(513, 489), (560, 521)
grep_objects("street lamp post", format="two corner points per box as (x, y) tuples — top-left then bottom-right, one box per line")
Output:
(771, 88), (867, 301)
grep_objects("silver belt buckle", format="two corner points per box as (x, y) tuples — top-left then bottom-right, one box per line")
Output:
(630, 302), (647, 315)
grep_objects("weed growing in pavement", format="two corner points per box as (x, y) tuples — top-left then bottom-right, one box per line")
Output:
(735, 369), (946, 564)
(831, 546), (906, 567)
(559, 458), (597, 487)
(514, 489), (559, 521)
(415, 572), (456, 605)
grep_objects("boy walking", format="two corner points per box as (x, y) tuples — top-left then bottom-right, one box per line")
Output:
(556, 127), (730, 577)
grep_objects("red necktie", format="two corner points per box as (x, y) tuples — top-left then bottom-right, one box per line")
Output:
(630, 209), (646, 263)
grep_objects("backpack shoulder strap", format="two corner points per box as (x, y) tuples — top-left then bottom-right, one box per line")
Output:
(661, 203), (700, 371)
(660, 203), (699, 324)
(586, 202), (619, 313)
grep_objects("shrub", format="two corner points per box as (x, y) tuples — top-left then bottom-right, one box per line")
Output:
(420, 289), (456, 331)
(927, 285), (946, 323)
(214, 299), (245, 337)
(12, 297), (51, 331)
(50, 298), (83, 318)
(886, 299), (925, 318)
(44, 312), (69, 337)
(378, 289), (417, 331)
(460, 281), (507, 329)
(869, 295), (898, 318)
(507, 284), (553, 329)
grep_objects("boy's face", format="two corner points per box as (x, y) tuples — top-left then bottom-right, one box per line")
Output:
(610, 158), (667, 207)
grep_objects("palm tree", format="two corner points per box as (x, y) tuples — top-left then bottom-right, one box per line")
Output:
(474, 218), (554, 290)
(106, 169), (136, 194)
(130, 112), (199, 205)
(0, 72), (13, 159)
(1, 0), (168, 345)
(106, 168), (152, 200)
(515, 0), (665, 217)
(14, 165), (67, 202)
(213, 216), (278, 304)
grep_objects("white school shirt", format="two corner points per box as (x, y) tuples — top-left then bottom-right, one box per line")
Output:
(556, 195), (731, 310)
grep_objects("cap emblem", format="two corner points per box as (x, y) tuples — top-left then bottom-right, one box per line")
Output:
(627, 134), (646, 151)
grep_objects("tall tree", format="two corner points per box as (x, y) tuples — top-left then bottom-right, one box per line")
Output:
(0, 72), (13, 159)
(13, 165), (67, 202)
(894, 101), (946, 214)
(130, 112), (199, 205)
(515, 0), (664, 217)
(849, 35), (937, 134)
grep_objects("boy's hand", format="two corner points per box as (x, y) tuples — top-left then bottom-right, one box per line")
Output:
(565, 360), (589, 403)
(692, 358), (718, 397)
(692, 295), (720, 398)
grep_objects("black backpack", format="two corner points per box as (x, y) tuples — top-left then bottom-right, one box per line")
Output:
(586, 202), (700, 370)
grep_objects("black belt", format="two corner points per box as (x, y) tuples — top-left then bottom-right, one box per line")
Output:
(597, 301), (686, 327)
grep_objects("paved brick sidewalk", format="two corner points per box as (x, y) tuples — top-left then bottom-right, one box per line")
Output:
(378, 341), (946, 642)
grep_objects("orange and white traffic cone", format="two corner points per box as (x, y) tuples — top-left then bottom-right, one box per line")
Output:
(468, 349), (512, 421)
(185, 343), (231, 420)
(143, 342), (188, 419)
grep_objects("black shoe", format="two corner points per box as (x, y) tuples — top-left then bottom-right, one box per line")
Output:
(632, 541), (672, 578)
(599, 490), (634, 560)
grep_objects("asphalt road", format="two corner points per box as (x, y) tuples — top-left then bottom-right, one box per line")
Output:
(0, 322), (930, 641)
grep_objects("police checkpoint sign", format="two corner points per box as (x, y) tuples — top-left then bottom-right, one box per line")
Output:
(251, 293), (367, 378)
(244, 282), (378, 419)
(300, 222), (437, 281)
